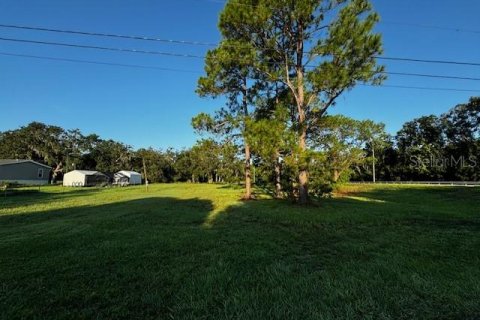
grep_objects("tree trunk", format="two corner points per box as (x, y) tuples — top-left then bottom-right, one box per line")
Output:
(244, 142), (252, 199)
(242, 77), (253, 200)
(297, 71), (309, 204)
(274, 151), (282, 198)
(296, 22), (309, 205)
(51, 162), (63, 183)
(333, 169), (340, 183)
(273, 86), (282, 199)
(298, 128), (308, 204)
(372, 141), (376, 183)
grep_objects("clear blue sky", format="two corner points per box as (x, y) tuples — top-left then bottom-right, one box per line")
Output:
(0, 0), (479, 149)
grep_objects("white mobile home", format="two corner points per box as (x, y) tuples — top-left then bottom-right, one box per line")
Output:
(63, 170), (109, 187)
(113, 170), (142, 186)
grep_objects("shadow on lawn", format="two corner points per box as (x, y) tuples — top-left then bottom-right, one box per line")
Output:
(0, 196), (214, 226)
(2, 185), (478, 233)
(339, 184), (480, 203)
(0, 195), (385, 318)
(1, 188), (479, 319)
(0, 187), (102, 210)
(0, 196), (219, 319)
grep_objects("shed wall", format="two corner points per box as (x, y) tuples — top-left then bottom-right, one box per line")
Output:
(129, 174), (142, 185)
(63, 172), (86, 186)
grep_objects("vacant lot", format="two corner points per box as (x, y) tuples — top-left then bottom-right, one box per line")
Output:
(1, 184), (479, 319)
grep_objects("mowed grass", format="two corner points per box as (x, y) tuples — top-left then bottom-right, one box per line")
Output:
(0, 184), (479, 320)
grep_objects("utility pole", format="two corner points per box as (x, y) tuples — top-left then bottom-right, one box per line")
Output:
(142, 158), (148, 192)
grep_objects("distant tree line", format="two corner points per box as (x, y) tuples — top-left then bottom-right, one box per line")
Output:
(1, 97), (476, 193)
(0, 97), (478, 192)
(0, 122), (243, 184)
(355, 97), (480, 182)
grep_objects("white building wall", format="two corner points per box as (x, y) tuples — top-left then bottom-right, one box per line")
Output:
(129, 173), (142, 185)
(63, 171), (86, 187)
(116, 171), (142, 185)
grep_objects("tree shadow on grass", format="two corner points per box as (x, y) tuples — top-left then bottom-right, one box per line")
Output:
(216, 183), (244, 190)
(0, 196), (213, 226)
(0, 187), (103, 210)
(0, 197), (216, 319)
(208, 186), (480, 231)
(340, 184), (480, 205)
(1, 187), (479, 319)
(202, 187), (480, 319)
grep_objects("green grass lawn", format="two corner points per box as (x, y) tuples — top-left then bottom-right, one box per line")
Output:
(1, 184), (479, 319)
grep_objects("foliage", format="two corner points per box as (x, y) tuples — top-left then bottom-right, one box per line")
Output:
(0, 122), (66, 180)
(396, 115), (445, 180)
(195, 25), (260, 199)
(311, 115), (384, 182)
(199, 0), (386, 203)
(442, 97), (480, 181)
(0, 122), (243, 185)
(357, 97), (480, 182)
(89, 140), (134, 175)
(1, 96), (478, 190)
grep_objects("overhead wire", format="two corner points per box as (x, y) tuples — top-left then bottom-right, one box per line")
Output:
(195, 0), (480, 35)
(0, 37), (204, 58)
(1, 20), (479, 92)
(0, 51), (200, 73)
(360, 84), (479, 93)
(0, 23), (217, 47)
(1, 51), (478, 93)
(2, 35), (480, 68)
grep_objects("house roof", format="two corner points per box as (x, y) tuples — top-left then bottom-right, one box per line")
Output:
(68, 170), (106, 176)
(0, 159), (51, 169)
(117, 170), (141, 176)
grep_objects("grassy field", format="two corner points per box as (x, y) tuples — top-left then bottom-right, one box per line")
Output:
(1, 183), (479, 319)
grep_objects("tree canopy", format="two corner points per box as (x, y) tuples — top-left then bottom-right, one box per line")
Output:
(1, 97), (478, 191)
(196, 0), (385, 203)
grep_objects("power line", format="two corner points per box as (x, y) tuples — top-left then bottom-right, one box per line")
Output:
(0, 23), (217, 47)
(0, 37), (204, 58)
(0, 52), (200, 73)
(2, 51), (479, 81)
(384, 72), (480, 82)
(2, 51), (479, 93)
(2, 23), (480, 67)
(3, 35), (480, 69)
(362, 84), (479, 93)
(381, 21), (480, 34)
(0, 23), (281, 52)
(374, 56), (480, 67)
(3, 21), (480, 68)
(196, 0), (480, 34)
(0, 23), (267, 51)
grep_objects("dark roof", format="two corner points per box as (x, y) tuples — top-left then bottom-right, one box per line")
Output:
(0, 159), (52, 169)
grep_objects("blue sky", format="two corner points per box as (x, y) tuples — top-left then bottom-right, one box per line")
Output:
(0, 0), (479, 149)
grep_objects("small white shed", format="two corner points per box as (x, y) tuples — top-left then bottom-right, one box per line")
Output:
(63, 170), (109, 187)
(113, 170), (142, 186)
